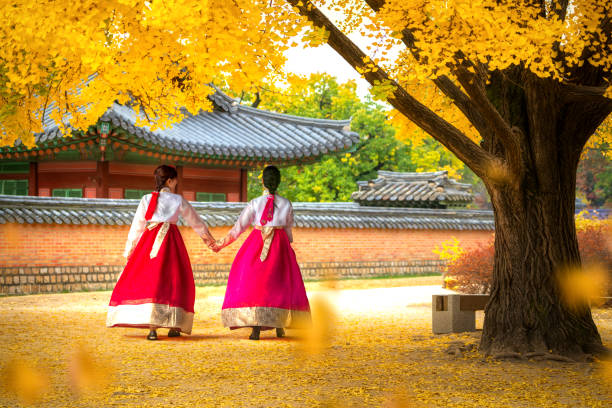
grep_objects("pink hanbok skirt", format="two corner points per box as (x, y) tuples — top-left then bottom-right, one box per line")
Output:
(221, 228), (311, 330)
(106, 224), (195, 334)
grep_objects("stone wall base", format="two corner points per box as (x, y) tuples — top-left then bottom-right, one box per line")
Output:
(0, 260), (444, 296)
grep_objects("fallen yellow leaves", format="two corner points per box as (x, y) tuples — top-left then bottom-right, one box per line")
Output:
(298, 294), (337, 356)
(0, 359), (50, 405)
(0, 279), (610, 407)
(68, 344), (115, 397)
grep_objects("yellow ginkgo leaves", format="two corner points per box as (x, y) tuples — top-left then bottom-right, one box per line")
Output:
(0, 0), (305, 147)
(303, 26), (330, 47)
(0, 346), (115, 405)
(298, 293), (337, 356)
(0, 281), (611, 407)
(68, 345), (115, 396)
(369, 79), (397, 102)
(1, 359), (50, 405)
(557, 264), (609, 312)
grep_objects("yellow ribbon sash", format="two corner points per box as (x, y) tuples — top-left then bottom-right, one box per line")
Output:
(254, 226), (283, 262)
(147, 222), (170, 259)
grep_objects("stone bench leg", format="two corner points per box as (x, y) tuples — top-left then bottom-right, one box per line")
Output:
(432, 294), (476, 334)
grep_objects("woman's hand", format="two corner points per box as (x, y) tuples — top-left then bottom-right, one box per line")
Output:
(202, 236), (218, 252)
(208, 241), (221, 253)
(210, 236), (232, 253)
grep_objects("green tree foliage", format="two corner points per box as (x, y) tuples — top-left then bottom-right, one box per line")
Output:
(577, 117), (612, 207)
(245, 74), (463, 201)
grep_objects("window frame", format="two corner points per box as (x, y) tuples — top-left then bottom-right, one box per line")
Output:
(195, 192), (227, 202)
(0, 179), (29, 196)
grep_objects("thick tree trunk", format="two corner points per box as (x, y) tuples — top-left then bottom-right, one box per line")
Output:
(480, 181), (604, 359)
(480, 76), (608, 359)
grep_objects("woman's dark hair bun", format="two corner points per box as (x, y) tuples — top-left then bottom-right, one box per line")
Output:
(154, 165), (178, 191)
(262, 165), (281, 194)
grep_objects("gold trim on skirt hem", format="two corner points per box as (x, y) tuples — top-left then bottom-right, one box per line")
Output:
(221, 307), (311, 329)
(107, 303), (194, 334)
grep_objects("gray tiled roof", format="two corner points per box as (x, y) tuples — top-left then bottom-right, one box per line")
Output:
(351, 170), (473, 208)
(32, 89), (359, 162)
(0, 195), (494, 231)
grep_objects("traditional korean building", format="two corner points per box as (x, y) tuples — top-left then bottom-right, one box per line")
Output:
(0, 89), (359, 201)
(351, 170), (473, 208)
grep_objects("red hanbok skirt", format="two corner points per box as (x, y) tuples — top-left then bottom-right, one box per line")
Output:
(106, 224), (195, 334)
(221, 228), (311, 330)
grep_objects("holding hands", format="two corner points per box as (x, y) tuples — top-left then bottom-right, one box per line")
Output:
(208, 240), (221, 253)
(202, 235), (231, 253)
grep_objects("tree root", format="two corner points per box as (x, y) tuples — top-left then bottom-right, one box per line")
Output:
(445, 347), (463, 357)
(445, 341), (477, 358)
(491, 351), (577, 362)
(492, 352), (523, 360)
(530, 354), (575, 363)
(524, 352), (546, 359)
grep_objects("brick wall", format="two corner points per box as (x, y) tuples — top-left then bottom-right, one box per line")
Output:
(0, 223), (493, 295)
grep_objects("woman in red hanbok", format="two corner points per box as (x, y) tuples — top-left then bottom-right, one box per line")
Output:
(213, 166), (310, 340)
(107, 165), (215, 340)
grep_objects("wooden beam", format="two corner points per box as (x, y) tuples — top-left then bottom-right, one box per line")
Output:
(240, 168), (248, 202)
(28, 162), (38, 196)
(176, 165), (184, 195)
(96, 161), (109, 198)
(0, 174), (28, 180)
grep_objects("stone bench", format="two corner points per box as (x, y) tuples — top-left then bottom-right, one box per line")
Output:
(432, 294), (612, 334)
(432, 294), (490, 334)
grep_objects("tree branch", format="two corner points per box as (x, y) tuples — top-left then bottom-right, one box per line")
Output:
(363, 0), (521, 178)
(572, 99), (612, 153)
(453, 65), (523, 177)
(286, 0), (498, 178)
(430, 76), (494, 139)
(560, 83), (611, 103)
(364, 0), (493, 138)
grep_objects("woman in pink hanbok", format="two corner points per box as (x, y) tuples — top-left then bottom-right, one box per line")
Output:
(213, 166), (310, 340)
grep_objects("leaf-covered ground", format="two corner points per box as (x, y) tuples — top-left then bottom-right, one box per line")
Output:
(1, 276), (611, 407)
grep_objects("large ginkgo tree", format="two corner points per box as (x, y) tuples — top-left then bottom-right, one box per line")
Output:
(1, 0), (610, 358)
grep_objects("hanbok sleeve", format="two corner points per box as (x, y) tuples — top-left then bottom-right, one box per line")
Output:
(285, 201), (294, 243)
(216, 201), (255, 249)
(230, 201), (256, 241)
(180, 198), (215, 245)
(123, 196), (147, 258)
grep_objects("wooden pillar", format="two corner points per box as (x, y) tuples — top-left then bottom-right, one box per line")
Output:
(96, 161), (109, 198)
(176, 165), (184, 195)
(240, 168), (248, 202)
(28, 162), (38, 196)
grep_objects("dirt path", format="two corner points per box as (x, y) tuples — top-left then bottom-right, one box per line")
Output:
(0, 278), (610, 407)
